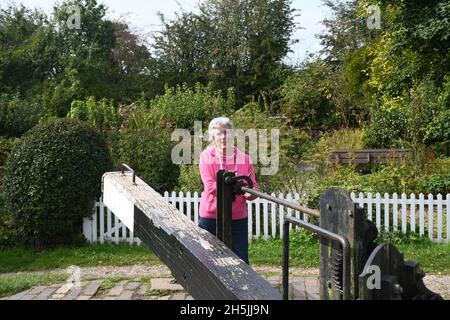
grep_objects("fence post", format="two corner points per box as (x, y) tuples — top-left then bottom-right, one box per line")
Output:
(248, 198), (253, 243)
(99, 200), (104, 244)
(428, 194), (434, 240)
(278, 193), (285, 239)
(401, 193), (407, 234)
(419, 193), (425, 236)
(271, 194), (276, 238)
(194, 192), (199, 225)
(83, 217), (93, 243)
(446, 194), (450, 242)
(437, 194), (443, 242)
(375, 193), (381, 230)
(410, 193), (416, 233)
(393, 193), (398, 232)
(367, 192), (373, 222)
(384, 193), (390, 233)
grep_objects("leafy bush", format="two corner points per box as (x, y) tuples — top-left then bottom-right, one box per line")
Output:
(363, 107), (410, 148)
(280, 59), (335, 128)
(128, 83), (233, 131)
(230, 102), (315, 193)
(305, 128), (366, 169)
(177, 164), (203, 193)
(4, 118), (113, 247)
(67, 96), (122, 131)
(111, 128), (179, 193)
(0, 192), (15, 247)
(0, 137), (19, 192)
(0, 94), (45, 137)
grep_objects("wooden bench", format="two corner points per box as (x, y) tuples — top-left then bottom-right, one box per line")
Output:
(101, 171), (281, 300)
(330, 149), (410, 165)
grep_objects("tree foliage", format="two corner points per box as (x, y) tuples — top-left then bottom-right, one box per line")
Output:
(153, 0), (297, 106)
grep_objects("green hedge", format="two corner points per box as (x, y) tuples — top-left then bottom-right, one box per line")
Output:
(4, 118), (113, 247)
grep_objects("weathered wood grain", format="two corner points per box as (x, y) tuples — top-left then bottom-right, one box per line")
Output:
(102, 172), (281, 300)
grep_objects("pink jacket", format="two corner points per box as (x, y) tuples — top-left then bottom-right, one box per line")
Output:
(199, 146), (258, 220)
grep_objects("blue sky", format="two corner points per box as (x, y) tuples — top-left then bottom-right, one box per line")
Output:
(1, 0), (331, 64)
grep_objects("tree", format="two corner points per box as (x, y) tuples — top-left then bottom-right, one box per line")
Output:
(152, 0), (297, 107)
(280, 58), (335, 128)
(318, 0), (375, 69)
(0, 5), (57, 95)
(110, 21), (152, 102)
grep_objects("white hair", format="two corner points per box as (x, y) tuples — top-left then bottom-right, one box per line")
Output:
(208, 117), (234, 142)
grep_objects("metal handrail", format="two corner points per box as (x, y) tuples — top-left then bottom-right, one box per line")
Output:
(121, 163), (136, 184)
(241, 186), (320, 218)
(282, 215), (351, 300)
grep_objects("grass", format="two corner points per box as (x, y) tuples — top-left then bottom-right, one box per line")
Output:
(0, 272), (67, 298)
(249, 230), (450, 274)
(0, 232), (448, 298)
(96, 276), (133, 295)
(249, 231), (320, 268)
(144, 289), (176, 297)
(0, 242), (161, 273)
(0, 231), (449, 275)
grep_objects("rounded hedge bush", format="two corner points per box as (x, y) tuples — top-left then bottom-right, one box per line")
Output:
(4, 118), (113, 246)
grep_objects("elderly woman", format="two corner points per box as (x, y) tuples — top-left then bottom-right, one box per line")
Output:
(198, 117), (258, 264)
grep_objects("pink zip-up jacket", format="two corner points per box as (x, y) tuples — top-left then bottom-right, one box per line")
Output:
(199, 146), (258, 220)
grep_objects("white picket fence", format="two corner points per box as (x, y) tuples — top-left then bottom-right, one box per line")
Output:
(83, 191), (450, 244)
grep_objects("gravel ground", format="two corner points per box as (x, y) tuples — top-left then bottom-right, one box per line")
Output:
(2, 264), (448, 299)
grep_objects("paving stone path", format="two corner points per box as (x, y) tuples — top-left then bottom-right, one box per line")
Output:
(1, 265), (448, 300)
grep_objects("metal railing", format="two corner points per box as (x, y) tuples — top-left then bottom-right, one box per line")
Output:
(217, 170), (352, 300)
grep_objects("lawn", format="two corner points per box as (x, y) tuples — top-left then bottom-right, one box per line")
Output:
(1, 232), (449, 274)
(1, 232), (449, 298)
(0, 242), (160, 273)
(0, 272), (67, 298)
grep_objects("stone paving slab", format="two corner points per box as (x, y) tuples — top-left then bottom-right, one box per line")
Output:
(35, 287), (58, 300)
(7, 289), (30, 300)
(150, 278), (184, 291)
(55, 283), (73, 295)
(107, 286), (124, 296)
(137, 284), (148, 295)
(125, 282), (141, 290)
(118, 290), (134, 300)
(62, 288), (82, 300)
(83, 280), (102, 296)
(0, 275), (339, 301)
(2, 270), (448, 300)
(28, 286), (46, 295)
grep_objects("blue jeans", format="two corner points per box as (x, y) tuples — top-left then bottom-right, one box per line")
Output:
(199, 217), (249, 264)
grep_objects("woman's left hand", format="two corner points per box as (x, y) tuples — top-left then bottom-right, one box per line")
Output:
(243, 192), (257, 201)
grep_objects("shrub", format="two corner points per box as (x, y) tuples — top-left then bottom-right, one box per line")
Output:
(111, 128), (179, 193)
(231, 102), (315, 193)
(305, 128), (366, 170)
(127, 83), (233, 131)
(280, 59), (335, 128)
(4, 118), (113, 247)
(67, 97), (122, 131)
(0, 137), (19, 192)
(0, 94), (44, 137)
(363, 107), (410, 148)
(0, 192), (15, 247)
(177, 164), (203, 193)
